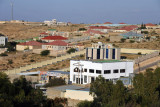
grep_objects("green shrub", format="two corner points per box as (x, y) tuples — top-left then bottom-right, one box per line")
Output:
(130, 40), (135, 43)
(67, 48), (76, 54)
(44, 78), (66, 87)
(121, 38), (126, 43)
(0, 53), (8, 56)
(41, 50), (50, 56)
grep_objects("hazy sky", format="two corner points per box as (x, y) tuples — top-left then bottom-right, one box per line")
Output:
(0, 0), (160, 24)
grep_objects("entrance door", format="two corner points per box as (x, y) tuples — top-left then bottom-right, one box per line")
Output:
(91, 77), (95, 83)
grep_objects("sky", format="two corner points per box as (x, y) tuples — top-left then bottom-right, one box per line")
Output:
(0, 0), (160, 24)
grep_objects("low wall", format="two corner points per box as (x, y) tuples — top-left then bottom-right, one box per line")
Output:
(121, 48), (159, 54)
(64, 89), (93, 101)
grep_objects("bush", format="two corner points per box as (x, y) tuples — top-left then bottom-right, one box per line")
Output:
(129, 40), (135, 43)
(138, 52), (142, 55)
(41, 50), (50, 56)
(67, 48), (76, 54)
(77, 100), (92, 107)
(106, 38), (110, 41)
(8, 59), (13, 64)
(78, 28), (87, 31)
(44, 78), (66, 88)
(121, 38), (126, 43)
(0, 53), (8, 56)
(30, 59), (35, 62)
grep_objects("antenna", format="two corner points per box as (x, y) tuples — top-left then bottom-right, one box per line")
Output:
(10, 0), (14, 20)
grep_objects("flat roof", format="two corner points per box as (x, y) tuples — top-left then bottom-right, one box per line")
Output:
(53, 85), (84, 92)
(71, 59), (133, 63)
(93, 60), (121, 63)
(48, 71), (69, 75)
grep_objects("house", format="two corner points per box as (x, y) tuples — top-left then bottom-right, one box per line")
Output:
(16, 41), (43, 51)
(114, 25), (138, 32)
(39, 71), (70, 84)
(46, 29), (57, 35)
(120, 31), (144, 40)
(109, 35), (123, 42)
(104, 22), (113, 24)
(46, 85), (93, 102)
(42, 40), (71, 51)
(70, 59), (133, 84)
(145, 23), (159, 29)
(41, 36), (68, 42)
(86, 42), (121, 60)
(89, 26), (111, 33)
(0, 34), (8, 46)
(39, 32), (49, 39)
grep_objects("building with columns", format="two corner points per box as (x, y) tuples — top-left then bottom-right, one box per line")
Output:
(70, 60), (133, 84)
(86, 42), (121, 60)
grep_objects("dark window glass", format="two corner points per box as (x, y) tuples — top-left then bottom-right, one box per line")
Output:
(113, 69), (119, 73)
(84, 69), (87, 72)
(96, 70), (101, 74)
(84, 76), (87, 83)
(120, 69), (125, 73)
(104, 70), (111, 74)
(89, 69), (94, 73)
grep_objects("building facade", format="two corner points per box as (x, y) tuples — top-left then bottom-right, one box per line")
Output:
(86, 42), (121, 60)
(70, 60), (133, 84)
(0, 34), (8, 46)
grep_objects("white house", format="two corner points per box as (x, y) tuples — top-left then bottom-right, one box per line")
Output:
(70, 60), (133, 84)
(0, 34), (8, 46)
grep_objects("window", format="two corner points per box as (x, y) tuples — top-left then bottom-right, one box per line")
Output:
(89, 69), (94, 73)
(84, 75), (87, 83)
(84, 69), (87, 72)
(74, 67), (80, 72)
(120, 69), (125, 73)
(96, 70), (101, 74)
(113, 69), (119, 73)
(104, 70), (111, 74)
(73, 75), (75, 82)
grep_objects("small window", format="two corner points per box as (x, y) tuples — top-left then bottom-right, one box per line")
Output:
(89, 69), (94, 73)
(104, 70), (111, 74)
(84, 69), (87, 72)
(96, 70), (101, 74)
(120, 69), (125, 73)
(113, 69), (119, 73)
(84, 75), (87, 83)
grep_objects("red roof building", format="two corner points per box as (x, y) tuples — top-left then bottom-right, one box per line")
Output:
(146, 23), (156, 26)
(89, 26), (111, 29)
(117, 25), (138, 31)
(41, 36), (68, 41)
(119, 23), (126, 24)
(85, 29), (104, 35)
(44, 41), (69, 46)
(104, 22), (112, 24)
(40, 32), (48, 35)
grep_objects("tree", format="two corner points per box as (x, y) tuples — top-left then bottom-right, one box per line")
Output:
(77, 100), (92, 107)
(67, 48), (76, 54)
(78, 28), (87, 31)
(44, 78), (66, 88)
(121, 38), (126, 43)
(41, 50), (50, 56)
(7, 42), (17, 52)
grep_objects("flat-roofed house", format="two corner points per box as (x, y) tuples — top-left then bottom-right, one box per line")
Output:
(0, 34), (8, 46)
(70, 59), (133, 84)
(16, 41), (43, 51)
(42, 40), (71, 51)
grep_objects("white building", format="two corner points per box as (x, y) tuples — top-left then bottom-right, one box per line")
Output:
(70, 60), (133, 84)
(0, 34), (8, 46)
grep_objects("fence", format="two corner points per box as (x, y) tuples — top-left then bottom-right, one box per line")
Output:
(65, 36), (90, 43)
(134, 51), (159, 64)
(3, 50), (86, 75)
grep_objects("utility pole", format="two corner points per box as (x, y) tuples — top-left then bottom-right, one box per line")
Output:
(11, 2), (13, 20)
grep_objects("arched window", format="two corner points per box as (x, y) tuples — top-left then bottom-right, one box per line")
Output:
(74, 67), (80, 72)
